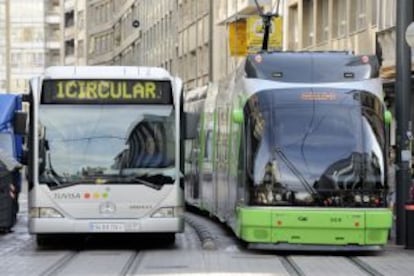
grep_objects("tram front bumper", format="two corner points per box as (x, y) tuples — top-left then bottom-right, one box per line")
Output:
(237, 207), (392, 247)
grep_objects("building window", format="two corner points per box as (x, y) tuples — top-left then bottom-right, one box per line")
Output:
(11, 53), (20, 67)
(64, 10), (74, 28)
(77, 11), (84, 30)
(288, 4), (299, 50)
(357, 0), (367, 30)
(350, 0), (367, 32)
(317, 0), (329, 43)
(334, 0), (347, 37)
(371, 0), (378, 26)
(77, 39), (84, 57)
(303, 0), (314, 47)
(34, 53), (44, 66)
(65, 39), (75, 56)
(378, 0), (396, 30)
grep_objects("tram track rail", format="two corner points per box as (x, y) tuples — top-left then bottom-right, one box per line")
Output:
(120, 252), (144, 276)
(41, 251), (78, 276)
(348, 256), (384, 276)
(281, 256), (304, 276)
(3, 208), (411, 276)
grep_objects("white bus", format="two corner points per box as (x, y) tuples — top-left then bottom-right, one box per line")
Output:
(27, 66), (184, 246)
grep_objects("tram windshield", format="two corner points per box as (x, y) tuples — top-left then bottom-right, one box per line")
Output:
(38, 105), (176, 188)
(244, 88), (386, 206)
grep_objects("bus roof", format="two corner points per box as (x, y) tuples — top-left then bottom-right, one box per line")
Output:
(43, 66), (172, 80)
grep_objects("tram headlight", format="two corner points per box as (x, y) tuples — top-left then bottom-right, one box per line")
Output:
(151, 207), (183, 218)
(29, 207), (63, 218)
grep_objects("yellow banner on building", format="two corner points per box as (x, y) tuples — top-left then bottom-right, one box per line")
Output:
(229, 20), (247, 56)
(228, 16), (283, 56)
(246, 15), (283, 53)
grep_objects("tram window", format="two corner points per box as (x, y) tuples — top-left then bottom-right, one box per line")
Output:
(246, 118), (253, 176)
(362, 108), (385, 148)
(204, 130), (213, 161)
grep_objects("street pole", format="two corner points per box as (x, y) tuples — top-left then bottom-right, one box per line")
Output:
(396, 0), (413, 245)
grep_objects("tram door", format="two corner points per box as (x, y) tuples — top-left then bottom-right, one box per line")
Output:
(215, 105), (231, 219)
(201, 113), (215, 213)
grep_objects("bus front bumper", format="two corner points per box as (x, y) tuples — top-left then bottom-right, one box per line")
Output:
(29, 217), (184, 234)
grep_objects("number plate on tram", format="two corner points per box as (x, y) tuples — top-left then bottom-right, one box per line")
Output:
(89, 223), (126, 232)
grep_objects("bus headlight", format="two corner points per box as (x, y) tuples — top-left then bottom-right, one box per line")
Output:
(29, 207), (64, 218)
(151, 207), (183, 218)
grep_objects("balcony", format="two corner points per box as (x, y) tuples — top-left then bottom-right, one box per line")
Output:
(46, 41), (60, 50)
(64, 55), (75, 65)
(46, 14), (60, 24)
(47, 56), (61, 67)
(65, 26), (75, 39)
(64, 0), (75, 11)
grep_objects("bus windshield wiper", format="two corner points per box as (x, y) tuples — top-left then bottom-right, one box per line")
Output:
(273, 147), (319, 199)
(119, 175), (163, 190)
(43, 169), (62, 187)
(48, 174), (166, 190)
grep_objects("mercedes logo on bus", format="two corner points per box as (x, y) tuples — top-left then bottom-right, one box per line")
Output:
(99, 201), (116, 214)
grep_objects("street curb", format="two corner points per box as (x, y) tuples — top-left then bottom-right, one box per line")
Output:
(184, 214), (217, 250)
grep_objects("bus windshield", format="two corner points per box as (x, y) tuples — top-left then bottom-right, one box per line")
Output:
(38, 105), (176, 187)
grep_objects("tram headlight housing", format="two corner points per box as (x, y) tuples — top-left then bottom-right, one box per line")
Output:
(29, 207), (64, 218)
(151, 207), (183, 218)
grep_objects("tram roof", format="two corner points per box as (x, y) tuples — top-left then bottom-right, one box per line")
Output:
(43, 66), (172, 80)
(245, 51), (380, 83)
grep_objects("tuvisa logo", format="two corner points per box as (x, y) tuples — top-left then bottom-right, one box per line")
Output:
(53, 192), (82, 200)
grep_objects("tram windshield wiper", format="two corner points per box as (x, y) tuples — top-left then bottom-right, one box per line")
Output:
(273, 147), (319, 199)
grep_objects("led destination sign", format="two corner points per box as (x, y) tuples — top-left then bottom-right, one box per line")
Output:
(41, 80), (173, 104)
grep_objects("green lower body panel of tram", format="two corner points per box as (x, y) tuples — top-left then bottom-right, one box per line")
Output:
(236, 207), (392, 246)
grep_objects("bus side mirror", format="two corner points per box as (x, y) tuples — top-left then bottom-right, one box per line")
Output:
(183, 112), (200, 139)
(13, 111), (27, 135)
(232, 108), (243, 124)
(384, 110), (392, 125)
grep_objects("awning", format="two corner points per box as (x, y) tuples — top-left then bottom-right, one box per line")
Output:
(0, 94), (19, 132)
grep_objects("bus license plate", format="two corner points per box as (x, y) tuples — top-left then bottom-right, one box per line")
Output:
(90, 223), (126, 232)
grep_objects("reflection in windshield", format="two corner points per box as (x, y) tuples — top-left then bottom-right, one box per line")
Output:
(38, 105), (175, 187)
(244, 89), (386, 207)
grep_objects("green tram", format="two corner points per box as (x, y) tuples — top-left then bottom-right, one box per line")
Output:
(184, 52), (392, 250)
